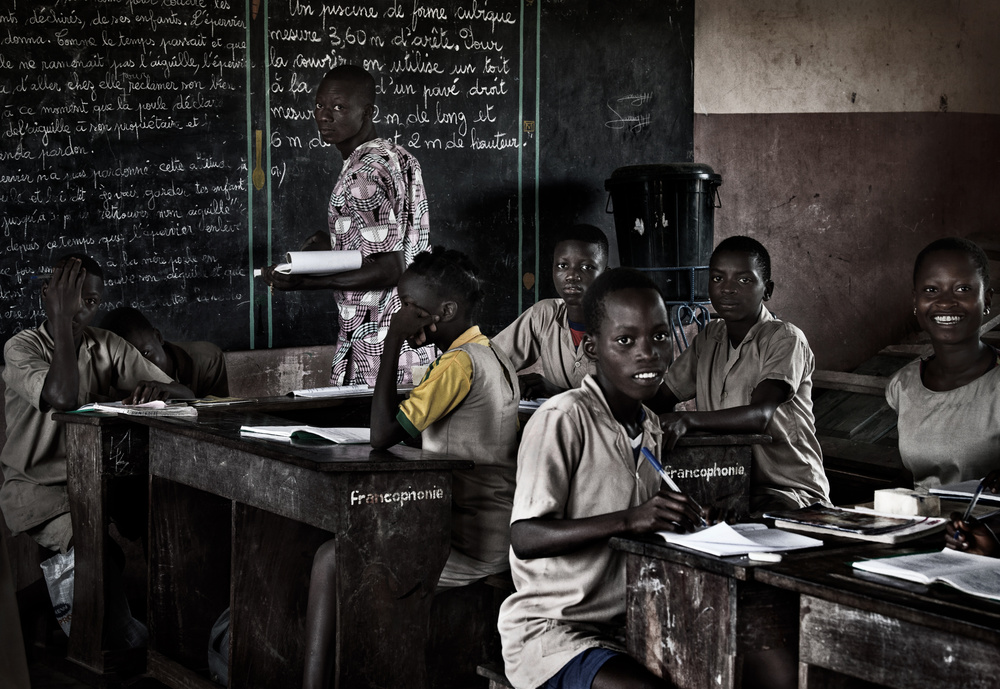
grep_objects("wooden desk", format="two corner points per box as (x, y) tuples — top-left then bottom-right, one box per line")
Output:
(138, 411), (472, 689)
(611, 535), (801, 689)
(52, 392), (380, 682)
(756, 544), (1000, 688)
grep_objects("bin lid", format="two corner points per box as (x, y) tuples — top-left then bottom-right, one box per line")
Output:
(605, 163), (722, 189)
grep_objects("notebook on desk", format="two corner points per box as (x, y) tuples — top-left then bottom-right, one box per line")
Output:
(239, 425), (370, 444)
(930, 480), (1000, 506)
(852, 548), (1000, 602)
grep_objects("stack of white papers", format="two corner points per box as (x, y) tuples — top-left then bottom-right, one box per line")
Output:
(658, 522), (823, 557)
(239, 425), (370, 444)
(290, 385), (371, 398)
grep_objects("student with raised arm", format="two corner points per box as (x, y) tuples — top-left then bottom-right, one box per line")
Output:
(261, 64), (432, 386)
(494, 224), (608, 398)
(499, 268), (702, 689)
(0, 255), (193, 647)
(101, 306), (229, 398)
(658, 236), (830, 514)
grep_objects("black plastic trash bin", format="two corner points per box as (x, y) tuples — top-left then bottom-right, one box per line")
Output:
(605, 163), (722, 301)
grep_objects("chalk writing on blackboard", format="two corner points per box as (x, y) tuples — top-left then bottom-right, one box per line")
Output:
(0, 0), (248, 351)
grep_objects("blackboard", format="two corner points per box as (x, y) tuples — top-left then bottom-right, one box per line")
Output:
(0, 0), (693, 360)
(0, 0), (249, 357)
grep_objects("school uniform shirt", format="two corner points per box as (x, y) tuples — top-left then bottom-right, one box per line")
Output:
(493, 298), (595, 390)
(663, 307), (830, 512)
(497, 375), (662, 689)
(166, 340), (229, 398)
(398, 326), (519, 566)
(328, 138), (433, 387)
(0, 323), (173, 535)
(885, 353), (1000, 489)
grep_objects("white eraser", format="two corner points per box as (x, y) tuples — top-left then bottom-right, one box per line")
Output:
(748, 551), (783, 563)
(873, 488), (941, 517)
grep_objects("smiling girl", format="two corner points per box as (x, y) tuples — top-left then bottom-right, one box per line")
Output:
(885, 237), (997, 489)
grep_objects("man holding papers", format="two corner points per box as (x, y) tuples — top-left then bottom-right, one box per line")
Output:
(261, 65), (432, 386)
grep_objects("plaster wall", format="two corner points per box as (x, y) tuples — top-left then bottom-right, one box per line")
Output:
(693, 0), (1000, 370)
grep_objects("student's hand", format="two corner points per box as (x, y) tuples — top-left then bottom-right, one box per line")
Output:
(625, 489), (704, 535)
(984, 470), (1000, 495)
(517, 373), (564, 400)
(42, 258), (86, 325)
(126, 381), (178, 405)
(658, 412), (691, 451)
(945, 513), (1000, 557)
(388, 304), (438, 349)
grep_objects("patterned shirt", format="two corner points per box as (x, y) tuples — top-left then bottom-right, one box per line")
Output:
(328, 138), (432, 385)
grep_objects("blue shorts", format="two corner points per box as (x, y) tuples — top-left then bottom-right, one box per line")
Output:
(541, 647), (620, 689)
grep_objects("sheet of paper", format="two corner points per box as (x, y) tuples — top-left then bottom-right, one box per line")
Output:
(274, 250), (363, 275)
(658, 522), (822, 557)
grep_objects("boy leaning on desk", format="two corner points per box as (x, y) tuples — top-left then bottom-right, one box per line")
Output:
(0, 254), (195, 647)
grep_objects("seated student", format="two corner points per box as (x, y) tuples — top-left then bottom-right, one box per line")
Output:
(1, 255), (195, 551)
(498, 268), (702, 689)
(0, 255), (194, 645)
(494, 224), (608, 398)
(885, 237), (997, 490)
(101, 306), (230, 398)
(302, 248), (519, 689)
(658, 236), (831, 514)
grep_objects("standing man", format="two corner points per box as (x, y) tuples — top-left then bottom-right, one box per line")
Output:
(262, 65), (432, 385)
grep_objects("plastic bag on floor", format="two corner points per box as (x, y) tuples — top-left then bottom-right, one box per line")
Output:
(40, 547), (75, 636)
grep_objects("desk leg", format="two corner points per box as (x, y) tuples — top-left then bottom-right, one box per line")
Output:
(65, 422), (148, 676)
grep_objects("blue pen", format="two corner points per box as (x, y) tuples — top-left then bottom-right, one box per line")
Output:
(641, 447), (708, 527)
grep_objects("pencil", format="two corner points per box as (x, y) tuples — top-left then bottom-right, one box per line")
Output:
(640, 447), (708, 527)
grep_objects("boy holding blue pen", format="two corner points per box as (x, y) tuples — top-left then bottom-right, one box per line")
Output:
(498, 268), (702, 689)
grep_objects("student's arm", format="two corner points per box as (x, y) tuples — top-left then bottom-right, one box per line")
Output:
(125, 380), (196, 405)
(659, 378), (789, 450)
(510, 489), (702, 559)
(40, 260), (87, 411)
(370, 304), (439, 449)
(262, 251), (405, 292)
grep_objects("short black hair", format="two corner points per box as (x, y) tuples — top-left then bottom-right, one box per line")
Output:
(407, 246), (484, 316)
(583, 267), (662, 334)
(552, 224), (610, 263)
(55, 253), (104, 280)
(321, 64), (376, 106)
(100, 307), (154, 340)
(913, 236), (991, 287)
(711, 235), (771, 283)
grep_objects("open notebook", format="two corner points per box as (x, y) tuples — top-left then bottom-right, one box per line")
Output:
(658, 522), (822, 557)
(853, 548), (1000, 602)
(239, 425), (370, 444)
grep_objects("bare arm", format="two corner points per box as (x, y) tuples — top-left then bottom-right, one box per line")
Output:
(510, 489), (702, 559)
(40, 260), (86, 411)
(658, 378), (790, 451)
(262, 251), (405, 292)
(370, 304), (438, 449)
